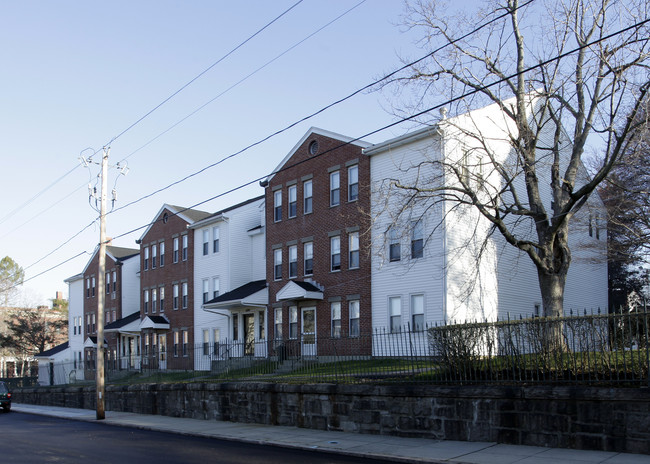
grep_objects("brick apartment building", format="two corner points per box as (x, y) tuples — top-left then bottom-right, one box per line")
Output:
(137, 204), (210, 370)
(81, 245), (139, 374)
(263, 128), (373, 357)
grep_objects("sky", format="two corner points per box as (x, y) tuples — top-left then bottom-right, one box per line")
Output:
(0, 0), (445, 307)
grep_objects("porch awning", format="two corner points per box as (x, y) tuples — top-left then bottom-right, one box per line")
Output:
(139, 315), (170, 330)
(83, 336), (108, 348)
(203, 280), (268, 311)
(105, 312), (141, 334)
(276, 280), (324, 302)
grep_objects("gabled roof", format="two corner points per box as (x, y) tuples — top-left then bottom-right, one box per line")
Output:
(264, 127), (372, 184)
(34, 341), (69, 358)
(138, 204), (211, 241)
(276, 280), (324, 302)
(81, 243), (140, 275)
(84, 336), (108, 348)
(204, 280), (268, 310)
(189, 195), (265, 230)
(363, 124), (441, 157)
(139, 315), (170, 330)
(105, 312), (141, 333)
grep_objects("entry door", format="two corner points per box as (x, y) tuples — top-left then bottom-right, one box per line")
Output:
(158, 334), (167, 370)
(301, 307), (316, 357)
(244, 314), (255, 356)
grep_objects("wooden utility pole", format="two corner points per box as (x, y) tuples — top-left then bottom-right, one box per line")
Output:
(96, 146), (108, 420)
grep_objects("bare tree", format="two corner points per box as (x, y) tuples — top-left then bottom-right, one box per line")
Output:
(0, 256), (24, 306)
(381, 0), (650, 318)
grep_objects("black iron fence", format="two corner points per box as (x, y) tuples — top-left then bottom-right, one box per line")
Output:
(37, 310), (649, 387)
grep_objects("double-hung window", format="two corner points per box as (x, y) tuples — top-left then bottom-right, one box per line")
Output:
(182, 330), (188, 356)
(389, 296), (402, 333)
(330, 236), (341, 271)
(389, 228), (401, 262)
(173, 238), (179, 263)
(411, 220), (424, 259)
(173, 331), (179, 357)
(330, 171), (340, 206)
(144, 247), (149, 270)
(173, 284), (179, 310)
(274, 249), (282, 280)
(182, 235), (188, 261)
(213, 227), (220, 253)
(151, 288), (157, 313)
(144, 290), (149, 314)
(152, 244), (157, 268)
(159, 241), (165, 266)
(349, 232), (359, 269)
(304, 242), (313, 276)
(411, 294), (424, 331)
(203, 329), (210, 356)
(289, 306), (298, 339)
(91, 277), (96, 297)
(303, 179), (313, 214)
(274, 308), (283, 340)
(274, 190), (282, 222)
(106, 272), (110, 294)
(212, 277), (220, 299)
(331, 302), (341, 338)
(288, 245), (297, 278)
(348, 165), (358, 201)
(288, 185), (297, 218)
(159, 286), (165, 312)
(349, 300), (360, 337)
(182, 282), (188, 308)
(112, 271), (117, 292)
(203, 229), (209, 256)
(202, 279), (209, 303)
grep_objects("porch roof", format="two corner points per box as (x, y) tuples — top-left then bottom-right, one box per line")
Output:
(105, 312), (141, 334)
(276, 280), (323, 302)
(203, 280), (268, 310)
(139, 315), (170, 330)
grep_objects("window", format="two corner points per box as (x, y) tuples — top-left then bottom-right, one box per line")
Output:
(173, 237), (179, 263)
(330, 236), (341, 271)
(303, 179), (313, 214)
(151, 288), (157, 313)
(288, 185), (297, 218)
(106, 272), (110, 294)
(91, 277), (96, 297)
(349, 300), (360, 337)
(173, 284), (179, 310)
(203, 329), (210, 356)
(411, 294), (424, 331)
(389, 228), (401, 262)
(182, 235), (188, 261)
(274, 249), (282, 280)
(173, 331), (179, 357)
(152, 244), (157, 268)
(233, 316), (239, 340)
(144, 247), (149, 270)
(274, 308), (283, 340)
(144, 334), (149, 356)
(203, 229), (209, 256)
(159, 241), (165, 267)
(213, 227), (220, 253)
(289, 306), (298, 339)
(86, 314), (91, 334)
(213, 277), (220, 299)
(304, 242), (313, 276)
(389, 297), (402, 333)
(144, 290), (149, 314)
(288, 245), (297, 278)
(213, 329), (220, 355)
(258, 311), (265, 339)
(274, 190), (282, 222)
(159, 286), (165, 312)
(86, 278), (90, 298)
(182, 282), (188, 309)
(330, 171), (340, 206)
(349, 232), (359, 269)
(203, 279), (209, 303)
(182, 330), (188, 357)
(112, 270), (117, 292)
(331, 302), (341, 338)
(348, 165), (359, 201)
(411, 220), (424, 259)
(92, 313), (96, 333)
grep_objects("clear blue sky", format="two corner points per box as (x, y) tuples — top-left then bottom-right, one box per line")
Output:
(0, 0), (440, 306)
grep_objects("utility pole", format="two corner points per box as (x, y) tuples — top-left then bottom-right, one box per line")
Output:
(95, 146), (109, 420)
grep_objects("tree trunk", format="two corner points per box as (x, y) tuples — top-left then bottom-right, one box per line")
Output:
(537, 269), (568, 353)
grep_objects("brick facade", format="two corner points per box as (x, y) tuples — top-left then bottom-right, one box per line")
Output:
(265, 129), (372, 356)
(138, 205), (210, 369)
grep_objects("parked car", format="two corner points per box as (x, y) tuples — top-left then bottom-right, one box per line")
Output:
(0, 381), (11, 411)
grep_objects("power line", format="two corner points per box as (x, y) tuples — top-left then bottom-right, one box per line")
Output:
(105, 0), (305, 147)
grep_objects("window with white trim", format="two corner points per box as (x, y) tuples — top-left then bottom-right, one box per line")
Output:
(203, 229), (209, 256)
(173, 237), (179, 263)
(288, 245), (297, 278)
(274, 308), (283, 340)
(144, 290), (149, 314)
(348, 165), (358, 201)
(331, 302), (341, 338)
(203, 279), (209, 303)
(274, 249), (282, 280)
(304, 242), (313, 276)
(411, 294), (424, 331)
(330, 236), (341, 271)
(274, 190), (282, 222)
(288, 185), (297, 218)
(159, 241), (165, 267)
(152, 244), (157, 268)
(212, 277), (220, 299)
(173, 284), (179, 310)
(151, 288), (157, 313)
(213, 227), (220, 253)
(203, 329), (210, 356)
(182, 282), (188, 309)
(349, 300), (360, 337)
(411, 220), (424, 259)
(182, 235), (188, 261)
(330, 171), (340, 206)
(289, 306), (298, 339)
(144, 247), (149, 270)
(159, 286), (165, 312)
(303, 179), (313, 214)
(389, 228), (401, 262)
(349, 232), (359, 269)
(389, 296), (402, 333)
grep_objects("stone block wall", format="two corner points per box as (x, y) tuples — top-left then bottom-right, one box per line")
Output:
(14, 383), (650, 455)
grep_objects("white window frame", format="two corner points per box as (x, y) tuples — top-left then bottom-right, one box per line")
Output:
(411, 294), (424, 331)
(274, 189), (282, 222)
(159, 241), (165, 267)
(349, 300), (360, 337)
(331, 301), (341, 338)
(274, 249), (282, 280)
(182, 282), (188, 308)
(303, 179), (313, 214)
(330, 171), (340, 206)
(288, 245), (297, 278)
(288, 185), (297, 218)
(304, 242), (313, 276)
(389, 228), (401, 262)
(389, 296), (402, 333)
(213, 227), (220, 253)
(212, 277), (220, 299)
(289, 306), (298, 339)
(203, 229), (210, 256)
(411, 220), (424, 259)
(182, 235), (188, 261)
(348, 165), (358, 202)
(202, 279), (209, 304)
(330, 236), (341, 272)
(349, 232), (359, 269)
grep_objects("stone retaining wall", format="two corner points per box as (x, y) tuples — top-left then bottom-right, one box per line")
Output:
(14, 383), (650, 455)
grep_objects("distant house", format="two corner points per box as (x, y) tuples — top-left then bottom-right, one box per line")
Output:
(190, 195), (266, 368)
(262, 128), (373, 358)
(364, 99), (608, 350)
(34, 341), (69, 386)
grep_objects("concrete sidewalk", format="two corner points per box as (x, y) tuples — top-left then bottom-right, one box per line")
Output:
(11, 403), (650, 464)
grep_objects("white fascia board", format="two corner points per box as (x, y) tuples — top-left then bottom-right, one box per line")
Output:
(363, 125), (441, 157)
(188, 213), (226, 230)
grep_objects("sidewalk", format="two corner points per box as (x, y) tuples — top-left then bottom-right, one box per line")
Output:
(11, 403), (650, 464)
